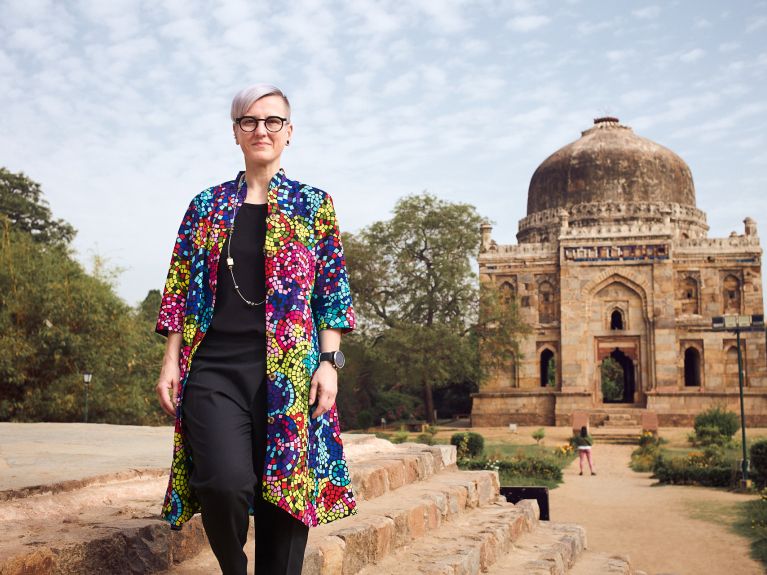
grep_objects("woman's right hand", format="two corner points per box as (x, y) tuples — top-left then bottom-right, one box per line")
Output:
(156, 362), (180, 417)
(156, 332), (183, 417)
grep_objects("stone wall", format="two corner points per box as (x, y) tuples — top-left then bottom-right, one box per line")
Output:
(471, 391), (555, 426)
(648, 391), (767, 426)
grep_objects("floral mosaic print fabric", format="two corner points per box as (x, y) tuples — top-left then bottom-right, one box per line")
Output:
(156, 169), (357, 528)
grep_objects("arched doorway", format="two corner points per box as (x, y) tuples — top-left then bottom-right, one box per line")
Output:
(540, 349), (555, 387)
(601, 348), (635, 403)
(684, 348), (701, 387)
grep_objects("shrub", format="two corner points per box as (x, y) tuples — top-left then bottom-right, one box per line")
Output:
(356, 409), (374, 431)
(691, 425), (730, 447)
(751, 439), (767, 486)
(390, 427), (410, 444)
(652, 454), (735, 487)
(417, 425), (438, 446)
(554, 444), (575, 458)
(630, 432), (665, 472)
(630, 450), (658, 472)
(638, 431), (664, 448)
(532, 428), (545, 445)
(451, 432), (485, 458)
(693, 406), (739, 445)
(416, 432), (434, 445)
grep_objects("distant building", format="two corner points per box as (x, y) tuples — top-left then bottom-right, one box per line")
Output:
(473, 117), (767, 426)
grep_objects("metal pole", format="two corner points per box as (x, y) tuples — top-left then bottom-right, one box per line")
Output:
(84, 384), (88, 424)
(736, 329), (748, 485)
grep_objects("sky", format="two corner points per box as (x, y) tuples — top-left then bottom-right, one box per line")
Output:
(2, 0), (766, 305)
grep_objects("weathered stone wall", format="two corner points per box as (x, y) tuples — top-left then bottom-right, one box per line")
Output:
(648, 391), (767, 426)
(470, 391), (555, 426)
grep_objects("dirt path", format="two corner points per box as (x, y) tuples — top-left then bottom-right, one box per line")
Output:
(550, 443), (763, 575)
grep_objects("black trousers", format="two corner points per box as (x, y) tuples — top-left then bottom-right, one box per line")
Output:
(182, 331), (310, 575)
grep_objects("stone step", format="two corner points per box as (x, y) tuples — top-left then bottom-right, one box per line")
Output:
(163, 468), (504, 575)
(591, 428), (641, 445)
(353, 498), (539, 575)
(484, 522), (586, 575)
(568, 550), (634, 574)
(350, 443), (457, 502)
(0, 439), (455, 575)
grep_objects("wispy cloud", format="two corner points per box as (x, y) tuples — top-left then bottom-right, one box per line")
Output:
(506, 15), (550, 32)
(746, 16), (767, 32)
(680, 48), (706, 62)
(632, 5), (660, 19)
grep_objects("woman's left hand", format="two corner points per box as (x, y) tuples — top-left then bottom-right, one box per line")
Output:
(309, 362), (338, 418)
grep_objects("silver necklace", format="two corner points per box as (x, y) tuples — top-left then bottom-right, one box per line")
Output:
(225, 175), (265, 307)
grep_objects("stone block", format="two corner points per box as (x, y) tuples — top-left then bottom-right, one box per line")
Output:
(302, 536), (345, 575)
(572, 411), (589, 433)
(333, 514), (395, 575)
(641, 411), (659, 434)
(350, 463), (389, 501)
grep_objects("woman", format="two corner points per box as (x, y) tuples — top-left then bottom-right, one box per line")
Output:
(154, 84), (356, 575)
(574, 426), (596, 476)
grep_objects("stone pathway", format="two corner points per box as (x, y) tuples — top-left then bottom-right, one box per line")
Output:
(550, 443), (763, 575)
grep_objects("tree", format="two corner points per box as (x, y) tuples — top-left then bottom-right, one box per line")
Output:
(0, 168), (76, 247)
(0, 198), (164, 424)
(474, 282), (530, 385)
(344, 193), (485, 423)
(600, 357), (624, 401)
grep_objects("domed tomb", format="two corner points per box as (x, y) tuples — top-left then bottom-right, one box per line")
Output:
(527, 117), (695, 214)
(517, 117), (708, 243)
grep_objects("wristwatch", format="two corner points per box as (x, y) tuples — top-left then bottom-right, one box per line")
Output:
(319, 350), (346, 369)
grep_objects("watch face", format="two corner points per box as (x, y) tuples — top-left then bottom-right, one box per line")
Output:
(334, 350), (346, 369)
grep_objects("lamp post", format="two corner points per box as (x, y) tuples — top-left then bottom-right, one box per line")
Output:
(712, 314), (765, 489)
(82, 371), (92, 423)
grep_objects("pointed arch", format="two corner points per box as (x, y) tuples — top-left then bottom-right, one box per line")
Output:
(584, 271), (651, 323)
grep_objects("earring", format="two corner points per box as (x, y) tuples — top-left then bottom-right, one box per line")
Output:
(286, 139), (290, 146)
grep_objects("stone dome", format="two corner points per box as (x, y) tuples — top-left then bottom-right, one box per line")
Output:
(526, 117), (696, 216)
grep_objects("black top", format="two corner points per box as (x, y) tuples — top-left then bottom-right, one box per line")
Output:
(208, 203), (267, 336)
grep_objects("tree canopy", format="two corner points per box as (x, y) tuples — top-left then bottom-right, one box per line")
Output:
(0, 168), (165, 424)
(343, 193), (528, 424)
(0, 168), (76, 247)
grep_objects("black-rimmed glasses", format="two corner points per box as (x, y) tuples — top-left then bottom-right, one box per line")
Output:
(235, 116), (289, 133)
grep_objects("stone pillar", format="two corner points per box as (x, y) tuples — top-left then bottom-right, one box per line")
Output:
(745, 217), (757, 237)
(480, 222), (493, 253)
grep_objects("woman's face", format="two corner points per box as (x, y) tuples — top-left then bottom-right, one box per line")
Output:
(234, 95), (293, 168)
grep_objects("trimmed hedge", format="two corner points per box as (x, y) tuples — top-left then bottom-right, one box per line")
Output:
(451, 432), (485, 458)
(652, 455), (735, 487)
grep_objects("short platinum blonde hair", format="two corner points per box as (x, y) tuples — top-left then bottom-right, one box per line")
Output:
(230, 84), (291, 121)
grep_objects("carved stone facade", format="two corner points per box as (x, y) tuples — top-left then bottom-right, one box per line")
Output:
(473, 118), (767, 426)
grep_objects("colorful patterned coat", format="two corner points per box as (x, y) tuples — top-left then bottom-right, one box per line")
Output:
(155, 169), (357, 528)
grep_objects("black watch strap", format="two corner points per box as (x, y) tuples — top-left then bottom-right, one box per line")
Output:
(319, 350), (345, 369)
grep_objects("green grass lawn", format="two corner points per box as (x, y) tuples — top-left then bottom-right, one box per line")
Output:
(498, 473), (561, 489)
(683, 497), (767, 570)
(737, 496), (767, 569)
(484, 441), (569, 459)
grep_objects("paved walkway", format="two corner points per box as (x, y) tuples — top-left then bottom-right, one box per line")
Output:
(550, 443), (763, 575)
(0, 422), (172, 491)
